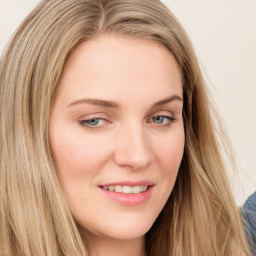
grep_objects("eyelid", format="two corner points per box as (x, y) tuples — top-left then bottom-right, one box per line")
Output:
(77, 111), (109, 120)
(148, 110), (175, 119)
(78, 114), (112, 131)
(146, 110), (177, 126)
(147, 115), (175, 124)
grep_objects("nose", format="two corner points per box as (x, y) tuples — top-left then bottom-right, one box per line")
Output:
(113, 123), (153, 170)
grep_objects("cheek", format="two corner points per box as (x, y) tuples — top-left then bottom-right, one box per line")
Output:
(50, 132), (113, 212)
(145, 129), (184, 223)
(154, 129), (185, 176)
(50, 127), (113, 185)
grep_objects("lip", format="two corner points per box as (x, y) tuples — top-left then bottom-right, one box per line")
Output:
(99, 180), (155, 187)
(98, 180), (155, 206)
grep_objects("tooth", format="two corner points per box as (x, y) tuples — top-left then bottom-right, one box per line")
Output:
(103, 185), (149, 193)
(115, 185), (122, 193)
(123, 186), (132, 193)
(132, 186), (140, 193)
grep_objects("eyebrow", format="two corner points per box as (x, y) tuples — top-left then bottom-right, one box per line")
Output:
(152, 95), (183, 107)
(67, 95), (183, 108)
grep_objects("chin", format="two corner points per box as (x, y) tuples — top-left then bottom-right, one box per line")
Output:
(108, 225), (151, 240)
(81, 214), (155, 241)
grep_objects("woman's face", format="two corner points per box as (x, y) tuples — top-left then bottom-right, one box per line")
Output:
(49, 35), (184, 243)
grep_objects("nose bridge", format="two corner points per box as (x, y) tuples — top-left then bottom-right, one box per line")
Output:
(114, 120), (153, 169)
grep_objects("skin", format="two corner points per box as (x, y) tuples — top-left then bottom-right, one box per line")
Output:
(49, 35), (185, 256)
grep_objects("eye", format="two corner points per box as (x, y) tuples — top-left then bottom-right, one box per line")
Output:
(147, 115), (176, 126)
(79, 118), (109, 129)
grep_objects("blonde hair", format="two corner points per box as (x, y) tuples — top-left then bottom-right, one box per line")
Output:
(0, 0), (250, 255)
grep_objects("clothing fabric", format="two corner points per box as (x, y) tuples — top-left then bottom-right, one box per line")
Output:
(241, 191), (256, 256)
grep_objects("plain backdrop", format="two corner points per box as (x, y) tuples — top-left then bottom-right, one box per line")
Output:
(0, 0), (255, 205)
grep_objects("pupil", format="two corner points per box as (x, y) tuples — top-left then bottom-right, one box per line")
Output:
(154, 116), (164, 124)
(88, 119), (99, 126)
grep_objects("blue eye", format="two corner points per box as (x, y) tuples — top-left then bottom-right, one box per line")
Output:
(152, 116), (165, 124)
(150, 115), (175, 125)
(79, 118), (106, 128)
(85, 118), (101, 126)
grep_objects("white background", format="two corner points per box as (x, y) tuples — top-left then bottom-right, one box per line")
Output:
(0, 0), (255, 205)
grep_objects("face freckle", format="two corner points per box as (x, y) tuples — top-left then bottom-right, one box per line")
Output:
(49, 35), (184, 246)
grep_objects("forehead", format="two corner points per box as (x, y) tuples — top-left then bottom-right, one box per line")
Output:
(57, 35), (183, 104)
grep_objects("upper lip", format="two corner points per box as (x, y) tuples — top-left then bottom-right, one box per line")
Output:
(99, 180), (155, 187)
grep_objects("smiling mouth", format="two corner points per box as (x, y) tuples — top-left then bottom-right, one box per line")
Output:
(99, 183), (154, 205)
(101, 185), (149, 194)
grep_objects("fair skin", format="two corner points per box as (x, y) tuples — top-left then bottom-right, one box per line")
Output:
(49, 35), (184, 256)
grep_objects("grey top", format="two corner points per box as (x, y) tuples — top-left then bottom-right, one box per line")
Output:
(241, 191), (256, 256)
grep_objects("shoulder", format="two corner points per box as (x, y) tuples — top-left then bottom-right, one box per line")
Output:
(241, 191), (256, 255)
(241, 191), (256, 224)
(242, 192), (256, 210)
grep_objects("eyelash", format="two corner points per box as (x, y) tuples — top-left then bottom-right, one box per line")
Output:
(78, 115), (176, 130)
(78, 118), (109, 130)
(146, 115), (176, 126)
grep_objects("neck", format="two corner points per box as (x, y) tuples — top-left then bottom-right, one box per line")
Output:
(85, 233), (146, 256)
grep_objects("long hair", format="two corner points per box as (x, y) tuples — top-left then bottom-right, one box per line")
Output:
(0, 0), (250, 255)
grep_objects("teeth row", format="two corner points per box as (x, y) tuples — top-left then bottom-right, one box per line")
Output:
(103, 185), (148, 194)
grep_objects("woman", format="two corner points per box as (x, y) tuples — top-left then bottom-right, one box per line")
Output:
(0, 0), (251, 255)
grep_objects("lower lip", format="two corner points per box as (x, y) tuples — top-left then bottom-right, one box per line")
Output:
(99, 186), (154, 206)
